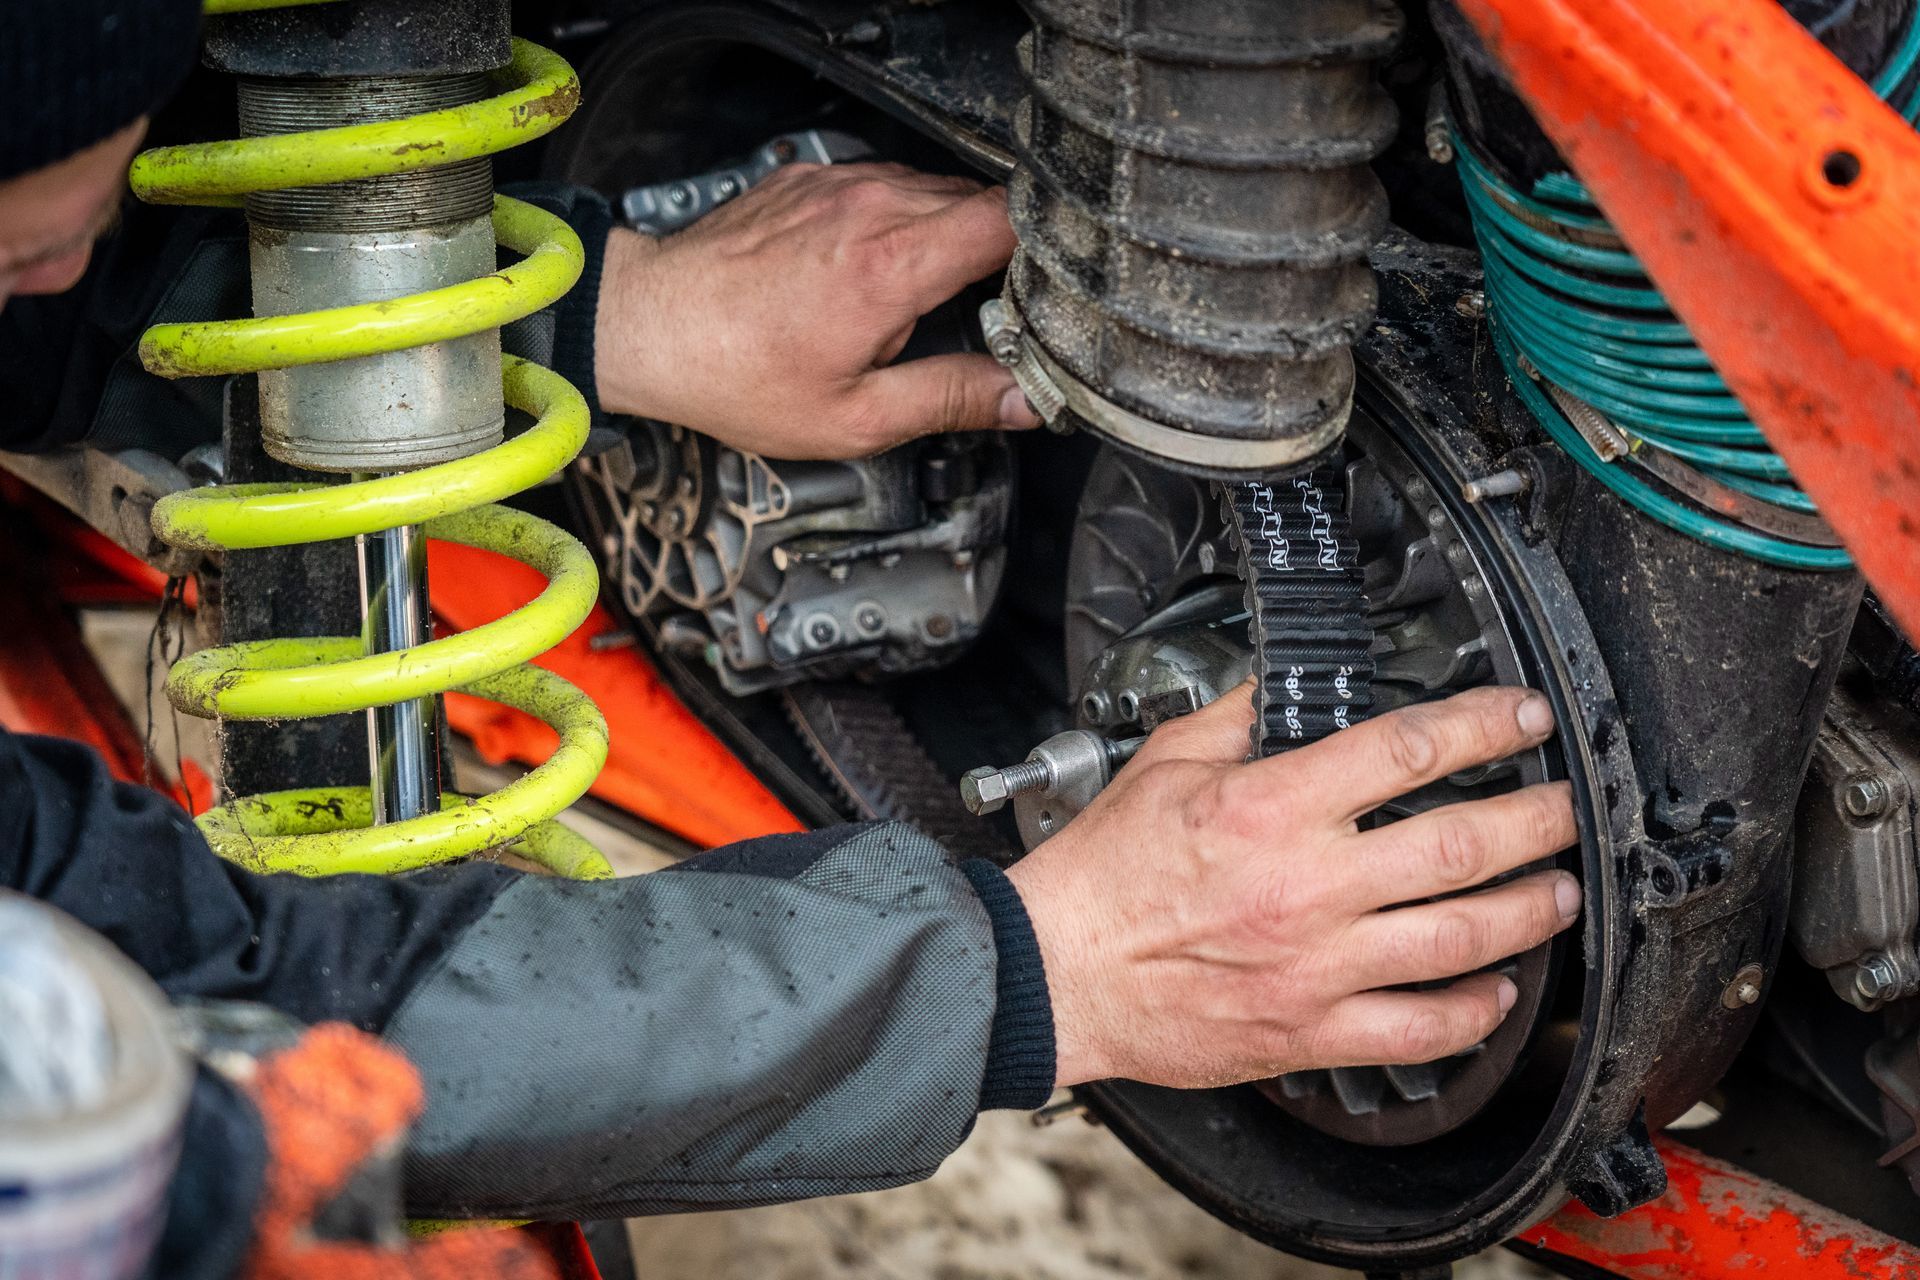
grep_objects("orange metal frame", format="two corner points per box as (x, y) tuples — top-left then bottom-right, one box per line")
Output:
(1455, 0), (1920, 642)
(1528, 1138), (1920, 1279)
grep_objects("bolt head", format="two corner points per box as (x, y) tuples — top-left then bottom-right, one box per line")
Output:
(1845, 775), (1891, 818)
(804, 614), (840, 649)
(1856, 955), (1901, 1001)
(961, 766), (1010, 815)
(1454, 289), (1487, 319)
(1721, 962), (1767, 1009)
(854, 604), (886, 635)
(667, 183), (693, 207)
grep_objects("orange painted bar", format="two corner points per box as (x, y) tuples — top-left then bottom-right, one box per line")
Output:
(1457, 0), (1920, 639)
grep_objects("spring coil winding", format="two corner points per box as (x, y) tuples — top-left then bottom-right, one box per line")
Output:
(1448, 2), (1920, 576)
(128, 36), (613, 879)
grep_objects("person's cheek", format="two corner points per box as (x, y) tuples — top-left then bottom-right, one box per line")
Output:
(15, 245), (94, 296)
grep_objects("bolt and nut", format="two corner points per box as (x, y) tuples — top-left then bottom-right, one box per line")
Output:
(1844, 775), (1891, 819)
(960, 758), (1053, 816)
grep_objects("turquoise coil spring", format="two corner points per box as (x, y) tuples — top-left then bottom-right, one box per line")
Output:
(1455, 20), (1920, 571)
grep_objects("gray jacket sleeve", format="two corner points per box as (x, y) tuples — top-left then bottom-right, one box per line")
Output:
(383, 822), (1055, 1220)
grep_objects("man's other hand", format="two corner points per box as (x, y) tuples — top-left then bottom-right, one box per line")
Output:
(1008, 684), (1581, 1090)
(593, 162), (1040, 458)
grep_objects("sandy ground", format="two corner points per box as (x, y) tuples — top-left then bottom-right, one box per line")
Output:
(82, 604), (1546, 1280)
(619, 1107), (1548, 1280)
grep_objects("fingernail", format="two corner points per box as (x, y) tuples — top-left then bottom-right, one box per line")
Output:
(1554, 874), (1583, 921)
(1497, 978), (1518, 1013)
(1517, 693), (1554, 738)
(998, 385), (1042, 429)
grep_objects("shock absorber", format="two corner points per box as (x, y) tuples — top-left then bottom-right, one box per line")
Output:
(127, 0), (610, 878)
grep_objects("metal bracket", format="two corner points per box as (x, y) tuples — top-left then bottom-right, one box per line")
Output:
(0, 447), (199, 576)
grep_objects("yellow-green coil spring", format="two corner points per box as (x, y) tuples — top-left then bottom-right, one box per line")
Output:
(128, 36), (613, 881)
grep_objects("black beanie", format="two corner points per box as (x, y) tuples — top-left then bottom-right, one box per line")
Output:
(2, 0), (203, 181)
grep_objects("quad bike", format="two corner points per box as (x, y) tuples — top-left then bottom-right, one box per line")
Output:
(544, 0), (1920, 1272)
(4, 0), (1920, 1277)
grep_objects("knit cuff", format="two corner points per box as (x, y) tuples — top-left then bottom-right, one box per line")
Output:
(959, 859), (1057, 1111)
(548, 194), (616, 431)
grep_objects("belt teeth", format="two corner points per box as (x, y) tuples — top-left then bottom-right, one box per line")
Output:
(1227, 471), (1376, 758)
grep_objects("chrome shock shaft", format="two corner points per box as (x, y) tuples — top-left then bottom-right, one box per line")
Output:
(355, 512), (442, 822)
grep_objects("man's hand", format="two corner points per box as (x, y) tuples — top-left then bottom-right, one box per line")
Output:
(593, 162), (1040, 459)
(1008, 684), (1581, 1089)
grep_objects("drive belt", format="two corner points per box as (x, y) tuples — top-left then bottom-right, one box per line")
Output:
(1223, 470), (1375, 756)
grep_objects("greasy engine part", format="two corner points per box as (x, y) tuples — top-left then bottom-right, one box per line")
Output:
(1059, 408), (1556, 1149)
(1793, 670), (1920, 1011)
(568, 128), (1012, 697)
(991, 0), (1401, 478)
(575, 415), (1010, 698)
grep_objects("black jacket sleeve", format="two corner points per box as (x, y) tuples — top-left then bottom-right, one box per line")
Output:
(0, 725), (1055, 1224)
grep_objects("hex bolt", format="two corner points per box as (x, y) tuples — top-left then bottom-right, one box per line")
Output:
(854, 603), (886, 636)
(1721, 963), (1765, 1009)
(960, 758), (1053, 816)
(1856, 955), (1901, 1003)
(1845, 775), (1891, 819)
(803, 614), (840, 650)
(1461, 469), (1531, 505)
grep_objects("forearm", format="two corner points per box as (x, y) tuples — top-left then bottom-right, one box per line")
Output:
(385, 824), (1054, 1219)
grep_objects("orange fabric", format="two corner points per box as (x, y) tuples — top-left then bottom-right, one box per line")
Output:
(0, 500), (211, 812)
(429, 537), (802, 848)
(240, 1024), (558, 1280)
